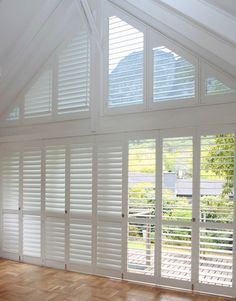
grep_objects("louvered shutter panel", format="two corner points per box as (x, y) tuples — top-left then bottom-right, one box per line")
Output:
(108, 16), (144, 108)
(97, 221), (122, 272)
(58, 32), (90, 114)
(24, 69), (52, 118)
(22, 146), (41, 261)
(69, 142), (93, 271)
(206, 77), (235, 96)
(153, 46), (195, 102)
(6, 107), (20, 121)
(23, 215), (41, 258)
(1, 149), (20, 258)
(45, 145), (66, 213)
(161, 137), (193, 282)
(2, 151), (20, 210)
(70, 143), (93, 215)
(127, 139), (156, 276)
(96, 139), (123, 276)
(45, 217), (65, 263)
(70, 219), (92, 266)
(2, 213), (19, 255)
(199, 134), (234, 288)
(22, 147), (41, 211)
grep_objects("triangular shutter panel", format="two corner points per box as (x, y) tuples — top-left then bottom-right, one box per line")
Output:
(202, 63), (236, 101)
(58, 32), (90, 114)
(108, 16), (144, 108)
(6, 107), (20, 121)
(206, 77), (235, 96)
(24, 69), (52, 118)
(153, 46), (195, 102)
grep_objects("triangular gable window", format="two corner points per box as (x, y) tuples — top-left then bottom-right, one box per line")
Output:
(202, 63), (236, 102)
(108, 15), (144, 108)
(6, 107), (20, 121)
(206, 77), (235, 96)
(153, 46), (195, 102)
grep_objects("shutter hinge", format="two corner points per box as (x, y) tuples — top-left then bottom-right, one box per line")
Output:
(122, 213), (125, 218)
(191, 284), (194, 291)
(18, 207), (21, 211)
(192, 217), (196, 222)
(65, 264), (67, 270)
(65, 210), (67, 214)
(121, 273), (124, 280)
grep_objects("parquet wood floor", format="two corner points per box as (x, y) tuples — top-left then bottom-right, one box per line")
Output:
(0, 259), (234, 301)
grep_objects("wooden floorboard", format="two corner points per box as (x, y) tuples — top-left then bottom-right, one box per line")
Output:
(0, 259), (234, 301)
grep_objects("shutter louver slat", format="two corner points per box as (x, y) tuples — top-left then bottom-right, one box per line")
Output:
(24, 69), (52, 118)
(58, 32), (90, 114)
(153, 46), (195, 101)
(108, 16), (144, 108)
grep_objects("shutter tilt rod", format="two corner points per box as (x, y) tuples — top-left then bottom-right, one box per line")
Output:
(74, 0), (102, 53)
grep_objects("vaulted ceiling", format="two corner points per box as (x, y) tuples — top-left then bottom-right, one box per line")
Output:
(0, 0), (236, 116)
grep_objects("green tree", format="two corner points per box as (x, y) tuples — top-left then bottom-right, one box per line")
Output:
(204, 134), (234, 197)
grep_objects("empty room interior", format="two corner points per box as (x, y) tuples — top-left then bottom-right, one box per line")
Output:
(1, 0), (236, 300)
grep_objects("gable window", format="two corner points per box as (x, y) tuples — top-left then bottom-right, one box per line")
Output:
(108, 15), (144, 108)
(153, 46), (195, 102)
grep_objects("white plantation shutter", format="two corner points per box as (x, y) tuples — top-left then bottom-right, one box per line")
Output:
(23, 215), (41, 258)
(6, 107), (20, 121)
(22, 147), (41, 261)
(161, 137), (193, 283)
(70, 219), (92, 266)
(97, 221), (122, 271)
(2, 151), (20, 210)
(2, 213), (19, 254)
(24, 69), (52, 118)
(153, 46), (195, 102)
(45, 217), (65, 262)
(127, 139), (156, 276)
(22, 147), (41, 211)
(96, 139), (123, 276)
(199, 134), (234, 288)
(58, 32), (90, 114)
(70, 143), (93, 215)
(108, 16), (144, 108)
(206, 77), (235, 96)
(45, 145), (66, 213)
(69, 142), (93, 270)
(97, 142), (123, 219)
